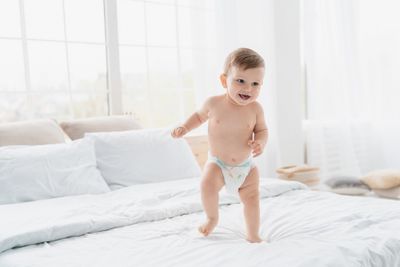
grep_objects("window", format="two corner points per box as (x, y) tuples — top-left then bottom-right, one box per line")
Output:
(117, 0), (217, 127)
(0, 0), (108, 122)
(0, 0), (217, 128)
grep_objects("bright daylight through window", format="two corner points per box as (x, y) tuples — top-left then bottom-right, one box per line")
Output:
(0, 0), (217, 128)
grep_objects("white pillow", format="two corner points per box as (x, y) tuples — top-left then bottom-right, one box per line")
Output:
(85, 128), (202, 189)
(0, 139), (110, 205)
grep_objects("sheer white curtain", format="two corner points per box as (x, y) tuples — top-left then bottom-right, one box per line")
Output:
(304, 0), (400, 180)
(358, 0), (400, 170)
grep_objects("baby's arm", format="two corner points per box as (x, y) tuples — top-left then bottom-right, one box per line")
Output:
(248, 103), (268, 157)
(171, 98), (211, 138)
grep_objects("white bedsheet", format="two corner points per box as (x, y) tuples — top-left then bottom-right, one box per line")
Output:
(0, 178), (399, 267)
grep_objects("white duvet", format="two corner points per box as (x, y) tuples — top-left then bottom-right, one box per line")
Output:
(0, 178), (399, 267)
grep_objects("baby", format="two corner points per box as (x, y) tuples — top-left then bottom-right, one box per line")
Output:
(171, 48), (268, 243)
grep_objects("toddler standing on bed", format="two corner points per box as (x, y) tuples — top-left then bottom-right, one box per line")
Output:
(171, 48), (268, 243)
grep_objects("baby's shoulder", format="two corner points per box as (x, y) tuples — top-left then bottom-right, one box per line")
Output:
(209, 94), (225, 101)
(249, 101), (264, 112)
(204, 95), (225, 106)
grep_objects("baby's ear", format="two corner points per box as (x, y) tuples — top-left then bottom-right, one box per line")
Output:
(219, 74), (227, 88)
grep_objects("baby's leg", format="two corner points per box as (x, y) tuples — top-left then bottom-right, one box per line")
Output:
(239, 166), (262, 243)
(198, 162), (224, 236)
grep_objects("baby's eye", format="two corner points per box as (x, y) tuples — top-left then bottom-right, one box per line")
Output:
(236, 79), (245, 84)
(252, 82), (260, 87)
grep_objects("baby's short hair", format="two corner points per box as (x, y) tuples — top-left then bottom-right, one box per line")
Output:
(223, 48), (265, 75)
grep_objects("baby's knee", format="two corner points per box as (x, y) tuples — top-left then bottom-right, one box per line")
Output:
(201, 179), (219, 194)
(240, 189), (260, 205)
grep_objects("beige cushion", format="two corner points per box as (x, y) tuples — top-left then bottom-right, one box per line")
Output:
(361, 169), (400, 189)
(373, 186), (400, 199)
(60, 116), (142, 140)
(0, 119), (65, 146)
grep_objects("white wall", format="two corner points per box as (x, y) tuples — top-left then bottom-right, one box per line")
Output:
(273, 0), (304, 166)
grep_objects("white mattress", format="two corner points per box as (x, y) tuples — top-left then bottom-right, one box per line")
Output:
(0, 178), (399, 267)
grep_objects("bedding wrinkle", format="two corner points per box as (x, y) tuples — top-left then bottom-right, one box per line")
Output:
(1, 179), (400, 267)
(0, 178), (303, 254)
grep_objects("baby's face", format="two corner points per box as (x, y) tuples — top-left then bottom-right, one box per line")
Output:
(222, 66), (264, 106)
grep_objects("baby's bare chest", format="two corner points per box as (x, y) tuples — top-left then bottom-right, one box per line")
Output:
(208, 108), (256, 135)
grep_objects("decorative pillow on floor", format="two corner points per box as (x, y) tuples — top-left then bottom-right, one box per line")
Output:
(325, 176), (370, 195)
(60, 115), (142, 140)
(361, 169), (400, 189)
(0, 138), (110, 204)
(373, 186), (400, 199)
(85, 128), (202, 189)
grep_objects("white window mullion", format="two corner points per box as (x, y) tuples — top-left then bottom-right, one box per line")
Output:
(174, 0), (185, 122)
(104, 0), (122, 115)
(143, 1), (154, 126)
(18, 0), (32, 118)
(61, 0), (74, 118)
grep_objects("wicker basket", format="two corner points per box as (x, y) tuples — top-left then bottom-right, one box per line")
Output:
(276, 165), (320, 186)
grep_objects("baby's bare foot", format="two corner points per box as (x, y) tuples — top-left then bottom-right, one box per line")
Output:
(246, 236), (263, 243)
(198, 218), (218, 236)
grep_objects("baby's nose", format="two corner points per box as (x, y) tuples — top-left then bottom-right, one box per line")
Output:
(243, 85), (252, 91)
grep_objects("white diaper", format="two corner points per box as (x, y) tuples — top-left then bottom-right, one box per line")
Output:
(207, 154), (255, 196)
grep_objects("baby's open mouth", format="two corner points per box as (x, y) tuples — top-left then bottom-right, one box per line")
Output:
(239, 94), (251, 100)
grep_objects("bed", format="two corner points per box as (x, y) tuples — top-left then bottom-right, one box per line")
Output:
(0, 118), (399, 267)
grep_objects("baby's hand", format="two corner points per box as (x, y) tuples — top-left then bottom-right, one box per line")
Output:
(171, 126), (188, 138)
(248, 140), (265, 157)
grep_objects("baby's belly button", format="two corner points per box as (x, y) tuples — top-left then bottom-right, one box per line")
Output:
(219, 153), (250, 165)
